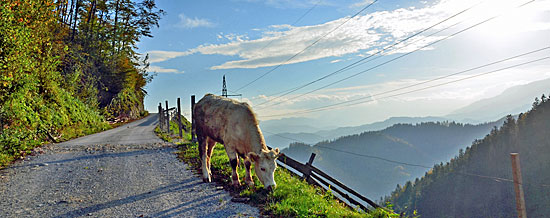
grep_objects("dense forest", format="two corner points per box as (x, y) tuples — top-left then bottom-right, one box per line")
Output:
(282, 118), (502, 199)
(0, 0), (163, 166)
(385, 94), (550, 218)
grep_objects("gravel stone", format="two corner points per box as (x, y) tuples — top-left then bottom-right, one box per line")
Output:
(0, 114), (260, 218)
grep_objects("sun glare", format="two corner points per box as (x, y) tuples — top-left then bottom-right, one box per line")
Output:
(468, 0), (545, 42)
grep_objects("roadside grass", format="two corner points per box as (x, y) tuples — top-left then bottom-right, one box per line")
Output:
(158, 119), (401, 217)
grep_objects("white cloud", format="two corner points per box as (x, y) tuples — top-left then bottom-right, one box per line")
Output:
(148, 65), (184, 74)
(148, 0), (550, 70)
(177, 13), (216, 29)
(350, 0), (374, 9)
(146, 50), (195, 63)
(179, 0), (550, 70)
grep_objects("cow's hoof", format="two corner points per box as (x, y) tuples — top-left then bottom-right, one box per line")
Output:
(203, 177), (211, 183)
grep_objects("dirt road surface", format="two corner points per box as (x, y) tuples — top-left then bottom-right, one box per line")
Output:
(0, 114), (259, 218)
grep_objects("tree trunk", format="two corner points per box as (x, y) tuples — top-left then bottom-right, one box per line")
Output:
(112, 0), (120, 55)
(67, 0), (74, 28)
(71, 0), (80, 41)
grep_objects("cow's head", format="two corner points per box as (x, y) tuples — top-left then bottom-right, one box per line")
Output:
(248, 148), (281, 190)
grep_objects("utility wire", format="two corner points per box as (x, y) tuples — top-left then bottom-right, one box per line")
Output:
(261, 46), (549, 115)
(263, 129), (432, 168)
(255, 0), (535, 110)
(254, 1), (482, 108)
(265, 126), (550, 187)
(316, 145), (432, 168)
(235, 0), (379, 92)
(261, 55), (550, 117)
(222, 1), (321, 85)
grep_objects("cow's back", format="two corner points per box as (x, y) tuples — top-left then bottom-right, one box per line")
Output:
(193, 94), (258, 144)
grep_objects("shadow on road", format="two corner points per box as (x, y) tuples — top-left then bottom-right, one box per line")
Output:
(138, 115), (159, 127)
(7, 149), (166, 169)
(52, 178), (215, 218)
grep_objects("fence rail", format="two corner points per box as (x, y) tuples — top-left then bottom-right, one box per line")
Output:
(158, 98), (186, 137)
(274, 149), (381, 212)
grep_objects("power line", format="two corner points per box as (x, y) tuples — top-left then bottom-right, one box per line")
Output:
(290, 0), (321, 26)
(254, 1), (483, 109)
(263, 130), (307, 143)
(316, 145), (432, 169)
(261, 46), (549, 116)
(457, 171), (514, 183)
(260, 55), (550, 117)
(265, 127), (550, 188)
(235, 0), (379, 92)
(263, 129), (432, 168)
(222, 1), (322, 80)
(255, 0), (535, 110)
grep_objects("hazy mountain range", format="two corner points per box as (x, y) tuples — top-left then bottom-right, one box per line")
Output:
(264, 116), (449, 149)
(447, 77), (550, 123)
(281, 118), (506, 200)
(262, 78), (550, 149)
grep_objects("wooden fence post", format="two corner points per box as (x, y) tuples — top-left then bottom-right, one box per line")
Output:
(177, 97), (183, 138)
(158, 103), (163, 131)
(165, 100), (170, 132)
(303, 153), (316, 183)
(511, 153), (527, 218)
(191, 95), (196, 142)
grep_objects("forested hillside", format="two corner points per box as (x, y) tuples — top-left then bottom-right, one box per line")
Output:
(0, 0), (163, 166)
(282, 119), (502, 199)
(386, 94), (550, 218)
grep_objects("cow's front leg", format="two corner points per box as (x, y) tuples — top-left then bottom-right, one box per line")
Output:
(227, 151), (240, 187)
(244, 159), (254, 187)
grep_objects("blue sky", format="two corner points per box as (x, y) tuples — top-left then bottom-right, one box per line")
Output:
(138, 0), (550, 127)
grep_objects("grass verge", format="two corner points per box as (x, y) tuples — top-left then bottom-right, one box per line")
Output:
(157, 119), (403, 217)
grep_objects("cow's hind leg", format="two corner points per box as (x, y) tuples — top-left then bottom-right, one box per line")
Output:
(244, 158), (254, 187)
(205, 137), (216, 175)
(198, 134), (211, 183)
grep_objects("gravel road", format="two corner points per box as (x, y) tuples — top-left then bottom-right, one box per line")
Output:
(0, 114), (259, 218)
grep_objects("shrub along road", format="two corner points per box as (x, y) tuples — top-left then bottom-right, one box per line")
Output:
(0, 114), (259, 218)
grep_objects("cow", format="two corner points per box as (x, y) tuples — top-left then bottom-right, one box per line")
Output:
(193, 94), (280, 190)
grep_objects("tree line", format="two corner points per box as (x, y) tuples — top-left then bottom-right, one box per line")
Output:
(0, 0), (163, 166)
(384, 94), (550, 218)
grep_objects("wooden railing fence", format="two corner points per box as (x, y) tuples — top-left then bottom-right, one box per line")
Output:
(158, 97), (186, 138)
(273, 149), (381, 212)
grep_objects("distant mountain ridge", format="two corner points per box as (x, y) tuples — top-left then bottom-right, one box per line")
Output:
(265, 116), (449, 149)
(265, 78), (550, 149)
(447, 77), (550, 123)
(281, 118), (505, 199)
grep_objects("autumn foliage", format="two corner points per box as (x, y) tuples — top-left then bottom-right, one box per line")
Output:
(0, 0), (163, 166)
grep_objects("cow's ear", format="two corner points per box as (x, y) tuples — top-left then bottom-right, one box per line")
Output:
(248, 152), (260, 162)
(274, 148), (280, 153)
